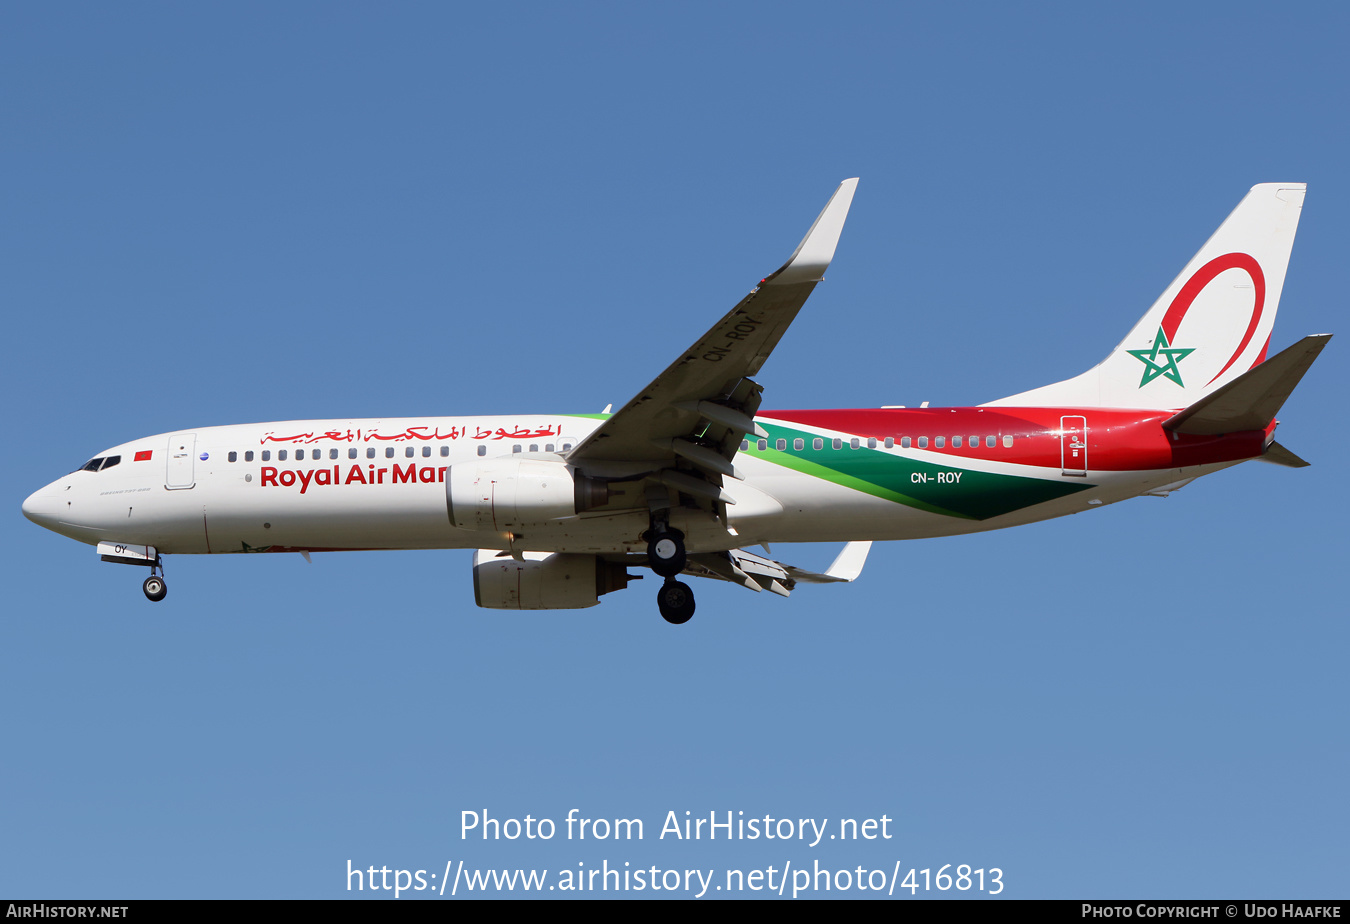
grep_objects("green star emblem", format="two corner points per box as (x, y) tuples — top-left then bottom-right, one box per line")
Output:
(1127, 326), (1195, 387)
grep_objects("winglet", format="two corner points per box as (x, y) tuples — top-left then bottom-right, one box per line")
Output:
(823, 540), (872, 582)
(764, 178), (859, 286)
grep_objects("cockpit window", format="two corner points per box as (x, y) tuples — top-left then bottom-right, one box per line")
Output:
(79, 455), (123, 473)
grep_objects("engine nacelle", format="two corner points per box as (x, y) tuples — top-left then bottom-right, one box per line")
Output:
(446, 459), (607, 531)
(471, 550), (632, 609)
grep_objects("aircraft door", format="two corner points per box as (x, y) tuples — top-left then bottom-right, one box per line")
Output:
(1060, 416), (1087, 476)
(166, 432), (197, 489)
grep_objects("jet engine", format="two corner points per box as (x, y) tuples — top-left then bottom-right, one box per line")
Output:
(471, 549), (633, 609)
(446, 459), (608, 531)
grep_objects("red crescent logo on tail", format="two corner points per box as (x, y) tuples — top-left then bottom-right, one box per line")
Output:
(1159, 252), (1265, 386)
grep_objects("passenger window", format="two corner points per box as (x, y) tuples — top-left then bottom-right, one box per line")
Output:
(918, 437), (928, 449)
(562, 442), (573, 451)
(228, 452), (238, 462)
(245, 451), (254, 462)
(935, 436), (945, 448)
(529, 444), (539, 452)
(832, 438), (842, 450)
(386, 447), (395, 459)
(741, 440), (750, 451)
(405, 447), (415, 458)
(477, 445), (487, 457)
(813, 438), (823, 450)
(367, 447), (376, 459)
(952, 436), (962, 448)
(101, 456), (121, 470)
(423, 446), (432, 457)
(867, 437), (877, 449)
(850, 438), (860, 449)
(884, 437), (894, 449)
(441, 446), (450, 457)
(513, 444), (522, 453)
(986, 435), (996, 448)
(262, 451), (271, 462)
(545, 444), (555, 452)
(970, 436), (978, 447)
(1003, 435), (1014, 448)
(900, 437), (911, 449)
(348, 448), (358, 460)
(279, 450), (288, 461)
(793, 438), (804, 451)
(330, 448), (339, 460)
(757, 439), (767, 451)
(775, 439), (786, 451)
(298, 449), (307, 460)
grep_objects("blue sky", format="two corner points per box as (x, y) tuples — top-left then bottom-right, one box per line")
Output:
(3, 2), (1347, 898)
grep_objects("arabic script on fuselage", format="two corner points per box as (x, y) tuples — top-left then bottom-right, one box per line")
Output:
(259, 424), (562, 445)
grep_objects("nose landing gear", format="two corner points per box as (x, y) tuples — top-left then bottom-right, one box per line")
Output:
(142, 557), (167, 602)
(142, 575), (167, 602)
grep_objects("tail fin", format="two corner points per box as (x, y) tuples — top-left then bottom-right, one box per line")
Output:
(987, 183), (1306, 409)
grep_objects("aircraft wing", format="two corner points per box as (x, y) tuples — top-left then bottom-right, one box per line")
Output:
(686, 542), (873, 597)
(567, 179), (859, 486)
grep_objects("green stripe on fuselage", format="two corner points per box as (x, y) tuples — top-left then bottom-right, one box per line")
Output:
(745, 422), (1092, 520)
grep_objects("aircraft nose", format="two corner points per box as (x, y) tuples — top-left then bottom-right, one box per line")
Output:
(22, 483), (63, 530)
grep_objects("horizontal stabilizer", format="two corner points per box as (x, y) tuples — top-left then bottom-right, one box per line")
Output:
(1164, 334), (1331, 435)
(1257, 440), (1310, 468)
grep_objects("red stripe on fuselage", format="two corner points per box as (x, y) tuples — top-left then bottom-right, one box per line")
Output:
(762, 408), (1269, 471)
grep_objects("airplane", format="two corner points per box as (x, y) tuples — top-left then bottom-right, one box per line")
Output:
(22, 180), (1329, 624)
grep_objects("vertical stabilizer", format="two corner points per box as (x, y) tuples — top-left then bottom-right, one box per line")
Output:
(987, 184), (1306, 409)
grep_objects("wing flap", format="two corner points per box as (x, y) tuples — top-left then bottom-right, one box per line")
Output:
(685, 542), (873, 597)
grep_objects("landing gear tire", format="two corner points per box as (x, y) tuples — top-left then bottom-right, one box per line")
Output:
(657, 580), (695, 625)
(143, 575), (167, 603)
(647, 528), (686, 578)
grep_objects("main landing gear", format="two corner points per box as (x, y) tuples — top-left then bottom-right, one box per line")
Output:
(656, 579), (695, 625)
(646, 525), (694, 624)
(646, 526), (686, 577)
(142, 557), (167, 602)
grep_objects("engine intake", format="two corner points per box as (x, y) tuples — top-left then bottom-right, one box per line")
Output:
(472, 550), (633, 609)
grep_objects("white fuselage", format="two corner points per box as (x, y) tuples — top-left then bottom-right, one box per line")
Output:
(22, 412), (1235, 561)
